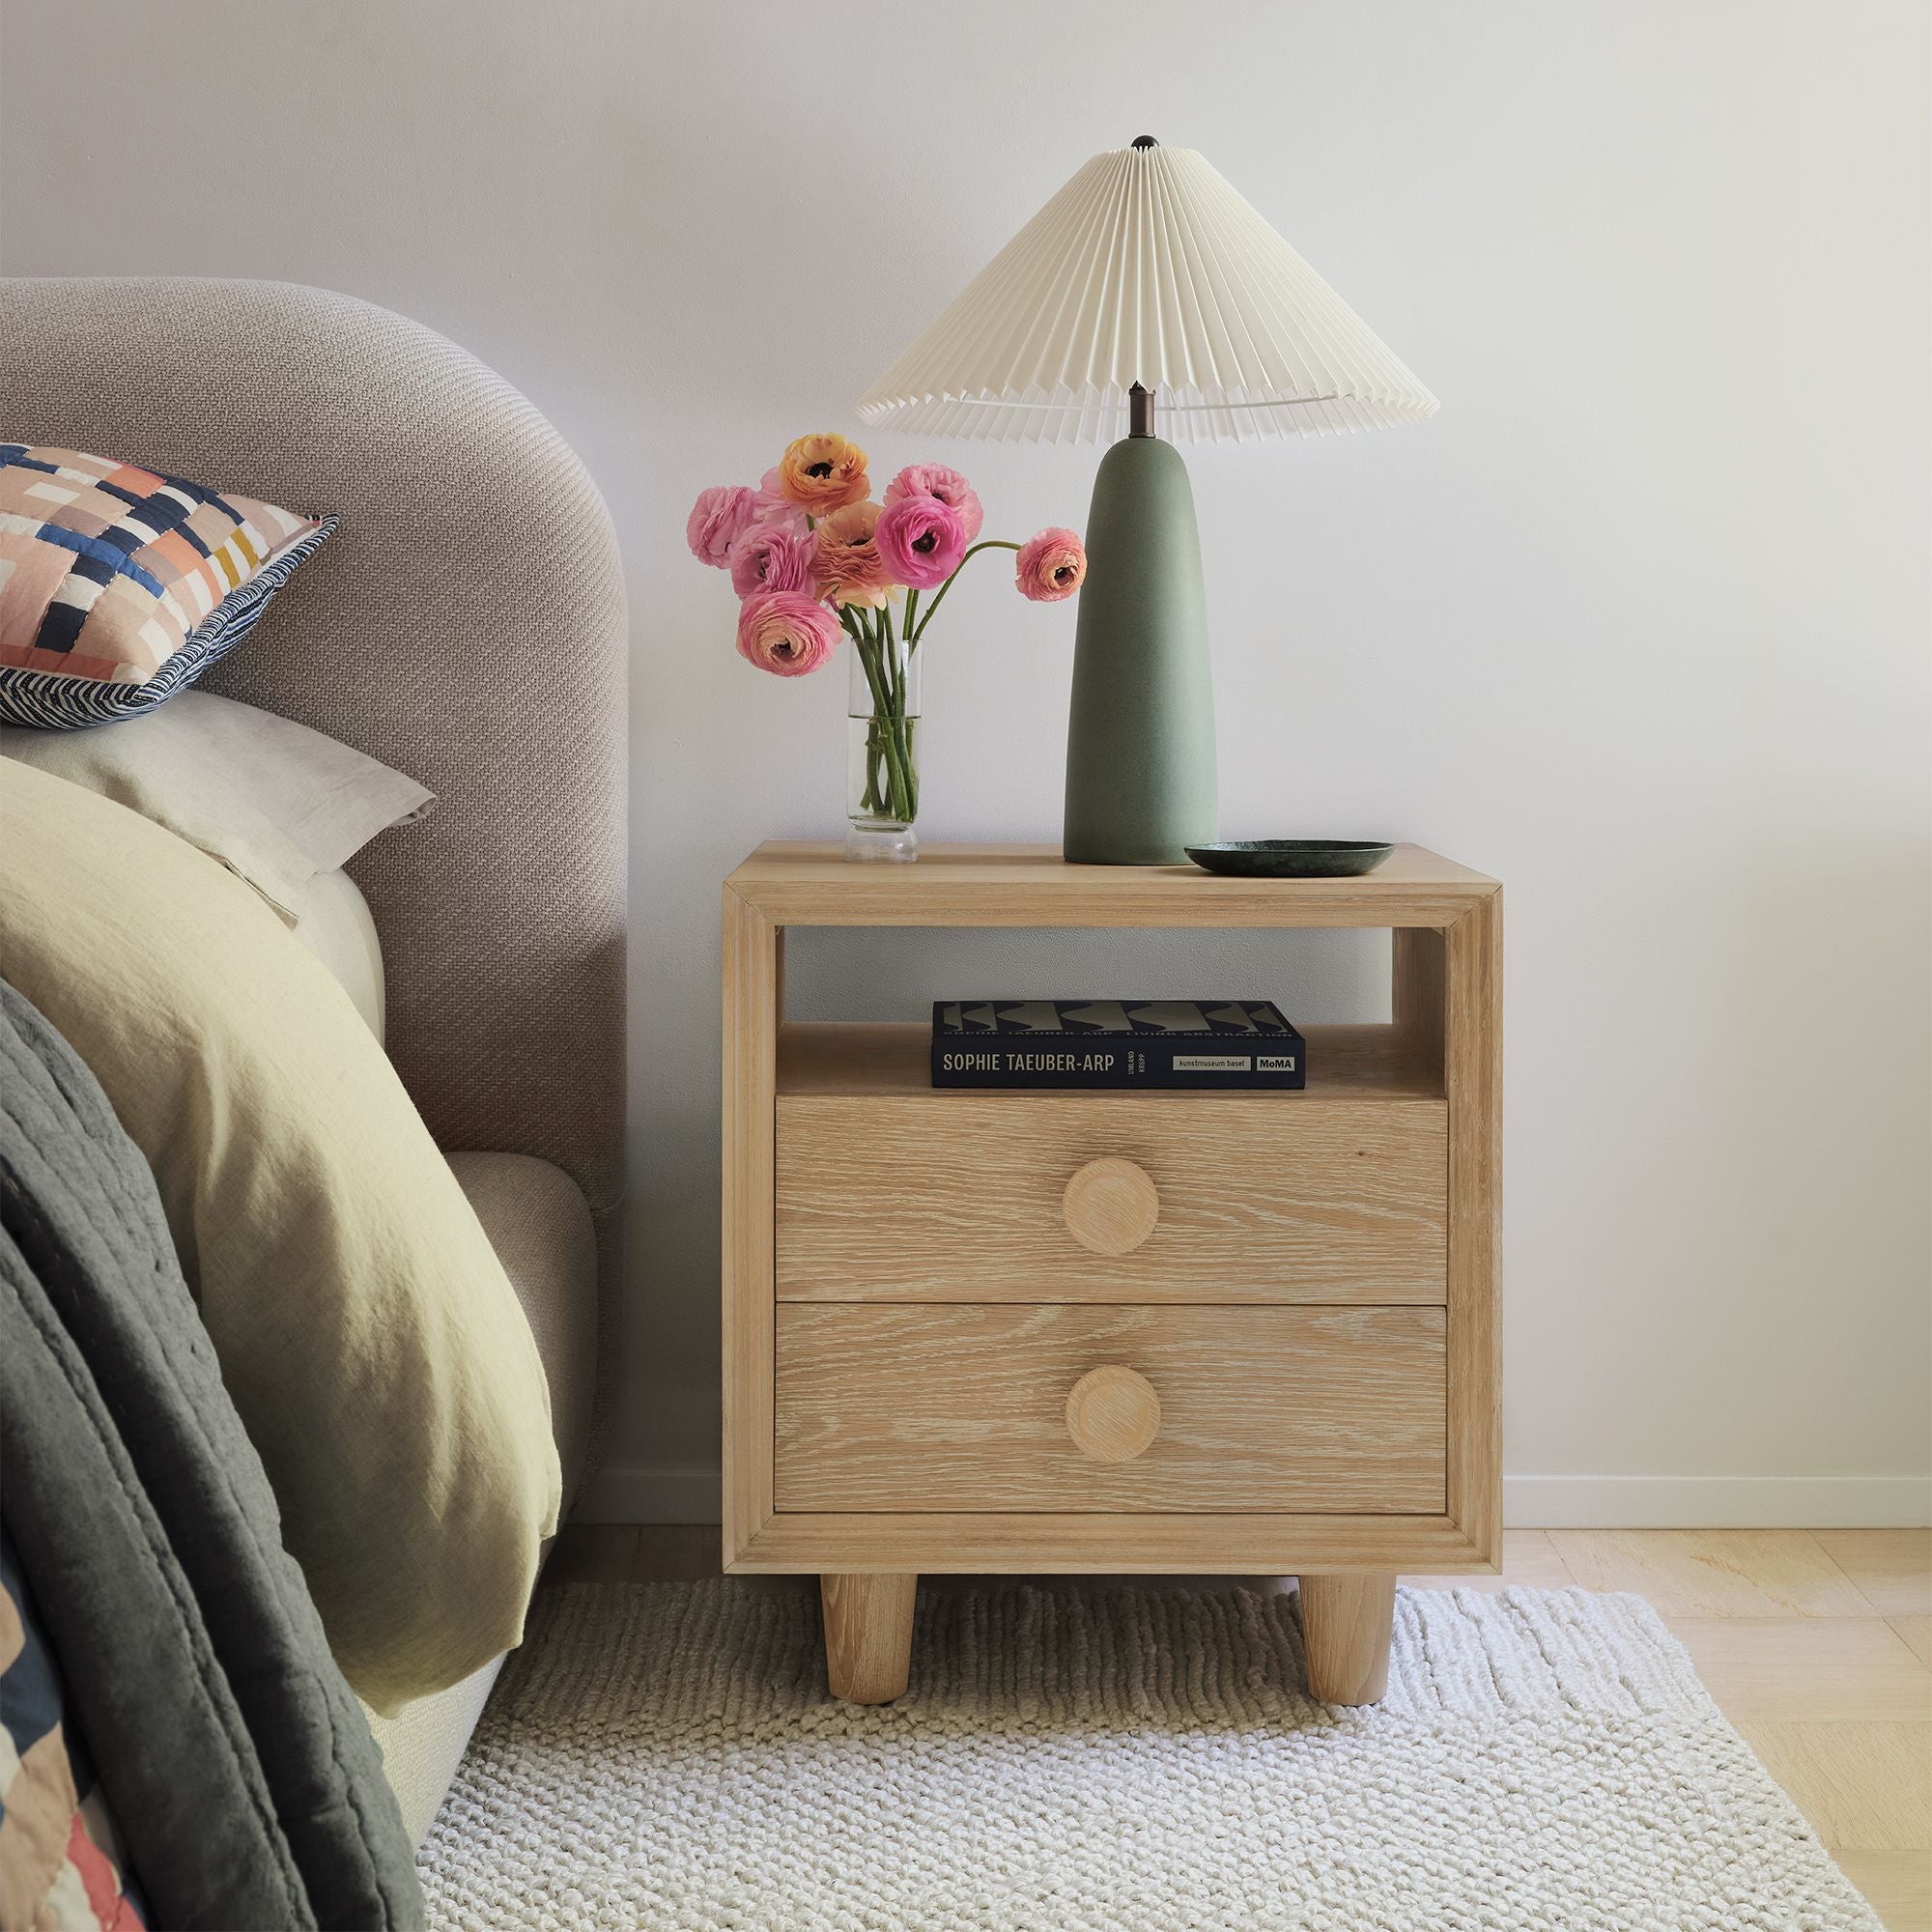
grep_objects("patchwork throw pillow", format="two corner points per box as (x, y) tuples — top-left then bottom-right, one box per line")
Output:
(2, 1528), (150, 1928)
(0, 444), (333, 728)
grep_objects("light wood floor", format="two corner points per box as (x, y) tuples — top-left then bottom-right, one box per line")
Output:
(547, 1525), (1932, 1930)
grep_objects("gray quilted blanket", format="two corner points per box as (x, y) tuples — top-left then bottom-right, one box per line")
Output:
(0, 979), (421, 1931)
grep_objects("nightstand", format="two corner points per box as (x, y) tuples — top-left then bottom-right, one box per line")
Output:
(722, 843), (1500, 1705)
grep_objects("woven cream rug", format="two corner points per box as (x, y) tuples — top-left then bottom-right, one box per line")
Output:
(417, 1578), (1881, 1931)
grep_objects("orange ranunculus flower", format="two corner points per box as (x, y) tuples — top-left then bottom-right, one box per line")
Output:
(779, 433), (869, 516)
(810, 502), (894, 610)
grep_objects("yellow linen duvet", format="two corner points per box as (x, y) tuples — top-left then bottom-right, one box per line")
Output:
(0, 757), (560, 1714)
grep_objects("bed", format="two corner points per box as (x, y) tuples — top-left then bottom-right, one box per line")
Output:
(0, 276), (627, 1849)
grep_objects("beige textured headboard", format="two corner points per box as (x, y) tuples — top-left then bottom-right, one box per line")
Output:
(0, 276), (627, 1365)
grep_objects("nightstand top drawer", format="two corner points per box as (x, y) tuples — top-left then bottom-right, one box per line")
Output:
(777, 1072), (1446, 1306)
(775, 1302), (1447, 1516)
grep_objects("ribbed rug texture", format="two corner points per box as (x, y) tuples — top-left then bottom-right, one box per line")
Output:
(418, 1579), (1881, 1931)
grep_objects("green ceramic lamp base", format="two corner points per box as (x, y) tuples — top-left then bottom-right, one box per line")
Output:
(1062, 433), (1218, 866)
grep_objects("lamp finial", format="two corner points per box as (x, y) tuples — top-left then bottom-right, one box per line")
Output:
(1130, 134), (1158, 149)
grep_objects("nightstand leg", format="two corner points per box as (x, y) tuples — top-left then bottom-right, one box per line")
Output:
(819, 1573), (918, 1704)
(1297, 1574), (1397, 1705)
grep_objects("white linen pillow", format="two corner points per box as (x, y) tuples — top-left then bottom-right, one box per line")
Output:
(0, 691), (433, 919)
(283, 867), (387, 1039)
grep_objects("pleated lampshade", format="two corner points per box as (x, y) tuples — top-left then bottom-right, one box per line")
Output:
(858, 142), (1438, 445)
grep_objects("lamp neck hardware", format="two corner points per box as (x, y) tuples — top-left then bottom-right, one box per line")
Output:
(1128, 383), (1155, 439)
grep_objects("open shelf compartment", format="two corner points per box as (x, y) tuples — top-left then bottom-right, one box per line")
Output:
(777, 1020), (1445, 1101)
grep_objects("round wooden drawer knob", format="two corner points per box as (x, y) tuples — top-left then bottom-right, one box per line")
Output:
(1065, 1366), (1162, 1464)
(1061, 1157), (1159, 1256)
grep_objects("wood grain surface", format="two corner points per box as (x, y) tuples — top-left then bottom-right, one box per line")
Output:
(729, 1510), (1491, 1575)
(774, 1302), (1446, 1514)
(1061, 1158), (1162, 1257)
(1064, 1365), (1164, 1463)
(724, 845), (1502, 1609)
(819, 1572), (918, 1704)
(1299, 1572), (1398, 1704)
(720, 886), (780, 1564)
(726, 841), (1499, 928)
(1443, 891), (1503, 1562)
(777, 1087), (1447, 1304)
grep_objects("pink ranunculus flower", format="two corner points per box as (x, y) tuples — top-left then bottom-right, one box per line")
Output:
(686, 484), (758, 568)
(810, 501), (895, 610)
(752, 466), (810, 535)
(736, 590), (839, 677)
(884, 462), (983, 542)
(1015, 526), (1087, 602)
(729, 522), (815, 599)
(873, 494), (967, 590)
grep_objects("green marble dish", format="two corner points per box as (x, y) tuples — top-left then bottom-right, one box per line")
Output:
(1184, 839), (1395, 878)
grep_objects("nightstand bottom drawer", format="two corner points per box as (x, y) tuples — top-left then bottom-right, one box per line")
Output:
(774, 1303), (1446, 1515)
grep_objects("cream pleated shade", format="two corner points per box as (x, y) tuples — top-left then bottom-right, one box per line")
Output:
(858, 143), (1438, 445)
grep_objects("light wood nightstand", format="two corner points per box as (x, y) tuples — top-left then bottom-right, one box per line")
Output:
(722, 842), (1501, 1705)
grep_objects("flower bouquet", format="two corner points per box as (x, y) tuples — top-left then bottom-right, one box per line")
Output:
(688, 433), (1086, 860)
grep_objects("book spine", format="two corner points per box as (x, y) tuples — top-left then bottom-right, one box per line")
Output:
(930, 1037), (1306, 1091)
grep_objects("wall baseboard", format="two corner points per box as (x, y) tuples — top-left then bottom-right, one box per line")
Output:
(574, 1464), (1932, 1530)
(1502, 1474), (1931, 1529)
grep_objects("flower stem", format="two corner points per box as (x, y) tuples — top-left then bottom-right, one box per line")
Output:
(850, 610), (914, 824)
(881, 602), (919, 820)
(909, 540), (1023, 648)
(839, 607), (883, 809)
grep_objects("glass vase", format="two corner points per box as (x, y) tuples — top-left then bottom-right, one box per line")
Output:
(845, 616), (921, 862)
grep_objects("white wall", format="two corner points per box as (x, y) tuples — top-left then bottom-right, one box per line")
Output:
(4, 0), (1926, 1527)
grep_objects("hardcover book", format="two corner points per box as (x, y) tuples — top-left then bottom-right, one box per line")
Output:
(931, 1000), (1307, 1090)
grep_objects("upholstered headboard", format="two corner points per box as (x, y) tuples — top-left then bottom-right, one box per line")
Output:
(0, 276), (627, 1370)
